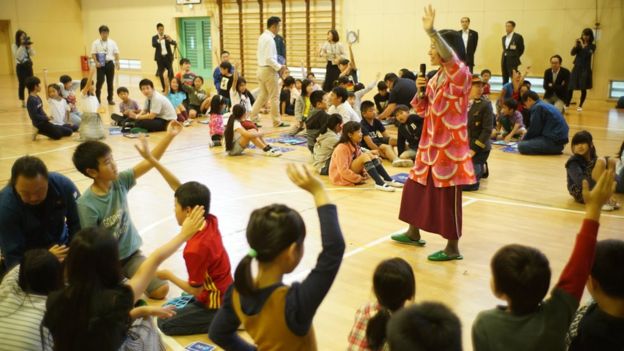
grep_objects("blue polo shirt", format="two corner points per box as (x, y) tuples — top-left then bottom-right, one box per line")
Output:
(0, 172), (80, 270)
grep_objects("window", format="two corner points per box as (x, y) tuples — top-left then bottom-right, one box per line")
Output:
(488, 75), (544, 94)
(118, 59), (142, 71)
(609, 80), (624, 99)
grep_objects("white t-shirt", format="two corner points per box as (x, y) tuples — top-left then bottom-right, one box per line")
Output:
(328, 101), (361, 123)
(48, 98), (69, 125)
(233, 120), (243, 143)
(0, 267), (49, 351)
(230, 88), (252, 112)
(90, 38), (120, 62)
(145, 92), (177, 121)
(80, 93), (100, 114)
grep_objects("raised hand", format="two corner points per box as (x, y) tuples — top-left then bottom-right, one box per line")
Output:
(422, 4), (436, 32)
(582, 162), (616, 217)
(134, 135), (153, 161)
(167, 120), (183, 137)
(180, 205), (206, 239)
(48, 244), (69, 262)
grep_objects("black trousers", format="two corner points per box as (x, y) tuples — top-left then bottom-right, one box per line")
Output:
(96, 61), (115, 103)
(156, 57), (174, 90)
(501, 57), (518, 85)
(16, 63), (34, 101)
(36, 122), (73, 140)
(135, 118), (169, 132)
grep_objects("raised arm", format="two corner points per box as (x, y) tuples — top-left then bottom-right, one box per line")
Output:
(132, 121), (182, 179)
(127, 206), (206, 302)
(134, 135), (181, 191)
(556, 164), (616, 301)
(81, 66), (95, 96)
(348, 43), (357, 70)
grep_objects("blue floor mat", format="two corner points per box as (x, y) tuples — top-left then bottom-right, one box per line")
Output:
(392, 173), (409, 183)
(266, 134), (307, 145)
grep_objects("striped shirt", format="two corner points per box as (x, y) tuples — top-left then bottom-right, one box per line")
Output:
(0, 267), (49, 351)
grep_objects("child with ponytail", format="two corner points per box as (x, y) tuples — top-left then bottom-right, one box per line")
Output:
(329, 121), (403, 192)
(209, 163), (346, 350)
(347, 258), (415, 351)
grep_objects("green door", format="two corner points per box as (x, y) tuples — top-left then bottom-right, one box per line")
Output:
(178, 17), (212, 78)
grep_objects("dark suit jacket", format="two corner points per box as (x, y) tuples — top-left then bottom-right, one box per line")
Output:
(543, 67), (571, 103)
(152, 34), (177, 61)
(458, 29), (478, 67)
(467, 96), (494, 157)
(501, 33), (525, 67)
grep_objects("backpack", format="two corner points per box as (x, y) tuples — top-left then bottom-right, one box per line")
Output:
(79, 113), (106, 141)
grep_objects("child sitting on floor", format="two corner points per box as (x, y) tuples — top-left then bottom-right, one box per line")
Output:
(313, 114), (343, 175)
(347, 258), (415, 351)
(209, 163), (346, 351)
(47, 84), (78, 131)
(163, 72), (189, 122)
(374, 81), (389, 114)
(329, 121), (402, 192)
(565, 131), (620, 210)
(224, 104), (281, 157)
(480, 69), (491, 97)
(25, 77), (73, 140)
(394, 104), (422, 164)
(280, 76), (296, 117)
(180, 76), (209, 119)
(230, 62), (255, 113)
(110, 87), (140, 126)
(472, 166), (616, 351)
(360, 101), (410, 167)
(290, 79), (314, 136)
(566, 239), (624, 350)
(494, 98), (527, 142)
(175, 58), (197, 87)
(132, 138), (233, 336)
(58, 74), (81, 126)
(209, 95), (226, 147)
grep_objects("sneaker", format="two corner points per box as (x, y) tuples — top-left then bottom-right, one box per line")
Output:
(264, 149), (282, 157)
(108, 100), (115, 106)
(577, 107), (583, 112)
(375, 184), (396, 192)
(183, 120), (192, 127)
(385, 180), (404, 188)
(392, 159), (414, 168)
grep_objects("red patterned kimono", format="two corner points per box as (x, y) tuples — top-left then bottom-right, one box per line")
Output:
(399, 54), (474, 240)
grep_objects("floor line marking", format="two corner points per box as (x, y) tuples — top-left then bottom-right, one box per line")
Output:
(0, 144), (77, 160)
(468, 196), (624, 219)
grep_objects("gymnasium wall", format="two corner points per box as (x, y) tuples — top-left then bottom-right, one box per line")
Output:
(342, 0), (624, 100)
(0, 0), (84, 76)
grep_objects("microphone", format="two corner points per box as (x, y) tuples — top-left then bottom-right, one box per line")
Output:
(418, 63), (427, 98)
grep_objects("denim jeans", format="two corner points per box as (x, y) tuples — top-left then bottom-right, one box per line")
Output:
(518, 137), (565, 155)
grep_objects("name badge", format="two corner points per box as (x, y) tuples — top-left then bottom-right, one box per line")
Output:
(510, 44), (516, 50)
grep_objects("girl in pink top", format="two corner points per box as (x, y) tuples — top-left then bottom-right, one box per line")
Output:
(393, 5), (475, 262)
(329, 121), (402, 192)
(209, 95), (226, 146)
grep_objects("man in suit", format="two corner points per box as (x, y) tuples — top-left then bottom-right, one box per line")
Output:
(501, 20), (524, 84)
(458, 17), (478, 73)
(543, 54), (570, 113)
(152, 23), (177, 91)
(464, 75), (494, 191)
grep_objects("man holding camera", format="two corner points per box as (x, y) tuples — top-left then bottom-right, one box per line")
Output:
(13, 30), (35, 107)
(152, 23), (177, 91)
(91, 25), (120, 105)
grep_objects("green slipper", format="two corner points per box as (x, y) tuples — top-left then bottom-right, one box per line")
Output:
(391, 233), (426, 247)
(427, 250), (463, 261)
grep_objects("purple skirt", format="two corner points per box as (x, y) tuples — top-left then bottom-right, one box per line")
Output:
(398, 174), (463, 240)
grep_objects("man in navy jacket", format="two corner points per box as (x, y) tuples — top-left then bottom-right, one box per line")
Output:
(518, 91), (570, 155)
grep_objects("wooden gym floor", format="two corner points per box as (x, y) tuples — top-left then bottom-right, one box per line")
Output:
(0, 72), (622, 351)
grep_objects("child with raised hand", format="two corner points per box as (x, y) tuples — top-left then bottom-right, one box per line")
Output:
(180, 75), (209, 118)
(224, 104), (281, 157)
(329, 121), (402, 192)
(132, 137), (233, 336)
(472, 163), (617, 351)
(209, 95), (226, 147)
(175, 58), (197, 87)
(230, 61), (255, 113)
(42, 207), (206, 351)
(209, 163), (346, 350)
(347, 258), (415, 351)
(566, 239), (624, 350)
(72, 121), (183, 300)
(163, 71), (189, 122)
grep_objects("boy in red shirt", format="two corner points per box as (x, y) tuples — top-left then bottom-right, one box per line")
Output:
(134, 137), (232, 335)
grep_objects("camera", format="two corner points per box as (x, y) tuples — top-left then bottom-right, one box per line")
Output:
(23, 36), (33, 46)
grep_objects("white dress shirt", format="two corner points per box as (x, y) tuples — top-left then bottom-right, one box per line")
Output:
(90, 38), (119, 62)
(256, 30), (281, 71)
(328, 101), (361, 123)
(505, 32), (514, 49)
(462, 30), (469, 50)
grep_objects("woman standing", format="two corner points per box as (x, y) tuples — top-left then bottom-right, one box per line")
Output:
(569, 28), (596, 112)
(12, 30), (34, 108)
(391, 5), (474, 261)
(319, 29), (346, 92)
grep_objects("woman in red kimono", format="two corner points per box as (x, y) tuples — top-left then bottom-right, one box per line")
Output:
(392, 5), (475, 261)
